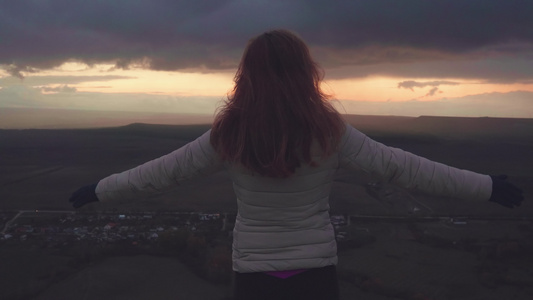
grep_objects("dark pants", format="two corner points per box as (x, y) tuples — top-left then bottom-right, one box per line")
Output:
(233, 265), (340, 300)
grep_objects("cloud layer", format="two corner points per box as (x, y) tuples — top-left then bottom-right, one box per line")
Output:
(2, 0), (533, 81)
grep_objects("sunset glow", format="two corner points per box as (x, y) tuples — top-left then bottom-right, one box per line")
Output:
(33, 63), (235, 97)
(1, 1), (533, 126)
(326, 77), (533, 102)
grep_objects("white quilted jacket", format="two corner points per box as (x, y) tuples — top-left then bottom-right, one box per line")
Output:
(95, 124), (492, 272)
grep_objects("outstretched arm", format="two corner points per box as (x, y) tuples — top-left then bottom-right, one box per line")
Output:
(69, 130), (223, 208)
(339, 124), (524, 208)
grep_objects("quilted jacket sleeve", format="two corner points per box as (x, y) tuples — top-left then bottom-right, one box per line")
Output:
(95, 130), (223, 202)
(339, 124), (492, 201)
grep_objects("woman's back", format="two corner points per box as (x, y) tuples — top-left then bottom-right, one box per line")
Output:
(228, 137), (340, 272)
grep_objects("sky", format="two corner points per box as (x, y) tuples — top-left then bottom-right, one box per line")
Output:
(1, 0), (533, 124)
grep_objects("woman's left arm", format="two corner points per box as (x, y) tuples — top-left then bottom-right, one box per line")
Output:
(338, 124), (525, 207)
(340, 125), (492, 200)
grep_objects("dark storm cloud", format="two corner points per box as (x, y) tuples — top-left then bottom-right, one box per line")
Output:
(1, 0), (533, 79)
(325, 56), (533, 83)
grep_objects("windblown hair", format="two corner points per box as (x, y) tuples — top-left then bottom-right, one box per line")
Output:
(211, 29), (344, 177)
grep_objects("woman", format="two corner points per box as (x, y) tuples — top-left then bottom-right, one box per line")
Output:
(69, 29), (524, 300)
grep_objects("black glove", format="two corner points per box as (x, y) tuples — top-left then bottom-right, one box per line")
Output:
(489, 175), (524, 208)
(69, 183), (99, 208)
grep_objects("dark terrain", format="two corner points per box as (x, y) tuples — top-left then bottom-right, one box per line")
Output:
(0, 114), (532, 299)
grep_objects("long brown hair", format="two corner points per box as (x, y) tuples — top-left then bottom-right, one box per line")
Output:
(211, 29), (344, 177)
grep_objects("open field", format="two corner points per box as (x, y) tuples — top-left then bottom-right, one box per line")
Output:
(1, 114), (532, 299)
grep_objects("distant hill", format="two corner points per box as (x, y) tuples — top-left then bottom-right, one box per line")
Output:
(102, 114), (533, 142)
(96, 123), (212, 140)
(0, 107), (214, 129)
(344, 114), (533, 141)
(2, 108), (532, 139)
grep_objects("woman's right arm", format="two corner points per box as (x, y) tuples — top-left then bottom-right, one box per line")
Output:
(69, 130), (223, 208)
(96, 129), (223, 202)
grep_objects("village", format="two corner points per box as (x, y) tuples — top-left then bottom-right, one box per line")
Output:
(0, 210), (351, 247)
(0, 209), (353, 286)
(0, 210), (233, 245)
